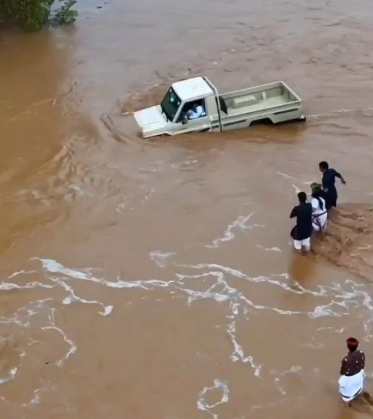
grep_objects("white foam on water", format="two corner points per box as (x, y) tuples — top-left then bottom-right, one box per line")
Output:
(0, 298), (76, 399)
(149, 251), (176, 268)
(197, 379), (229, 419)
(277, 172), (294, 180)
(8, 270), (38, 279)
(272, 366), (302, 395)
(227, 302), (262, 376)
(206, 213), (258, 248)
(2, 213), (373, 412)
(171, 160), (199, 171)
(2, 257), (371, 409)
(42, 308), (77, 366)
(291, 184), (301, 194)
(277, 172), (314, 186)
(256, 245), (282, 252)
(0, 368), (18, 385)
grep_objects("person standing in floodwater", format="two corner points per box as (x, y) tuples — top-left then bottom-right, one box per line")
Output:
(290, 192), (313, 252)
(310, 182), (328, 232)
(338, 337), (366, 405)
(319, 161), (346, 210)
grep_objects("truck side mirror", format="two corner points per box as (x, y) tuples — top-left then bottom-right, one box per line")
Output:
(181, 113), (188, 125)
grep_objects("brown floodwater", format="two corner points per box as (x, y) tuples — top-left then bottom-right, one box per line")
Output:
(1, 0), (373, 417)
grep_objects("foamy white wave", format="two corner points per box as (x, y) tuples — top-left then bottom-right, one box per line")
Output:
(171, 159), (199, 171)
(206, 212), (261, 248)
(176, 263), (327, 297)
(256, 245), (282, 252)
(149, 251), (176, 268)
(0, 367), (17, 385)
(277, 171), (294, 179)
(277, 172), (313, 185)
(291, 184), (301, 194)
(42, 308), (77, 366)
(273, 366), (302, 395)
(197, 379), (229, 419)
(227, 302), (262, 376)
(0, 298), (76, 401)
(1, 239), (372, 409)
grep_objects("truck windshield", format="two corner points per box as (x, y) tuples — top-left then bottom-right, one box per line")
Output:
(160, 88), (181, 121)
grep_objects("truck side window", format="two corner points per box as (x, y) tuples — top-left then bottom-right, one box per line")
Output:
(177, 100), (206, 122)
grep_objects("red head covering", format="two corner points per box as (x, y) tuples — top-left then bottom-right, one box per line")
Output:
(346, 337), (359, 346)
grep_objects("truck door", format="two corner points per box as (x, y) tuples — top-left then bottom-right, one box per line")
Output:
(173, 99), (212, 134)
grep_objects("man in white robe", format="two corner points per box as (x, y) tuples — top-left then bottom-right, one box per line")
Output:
(310, 183), (328, 232)
(339, 337), (365, 405)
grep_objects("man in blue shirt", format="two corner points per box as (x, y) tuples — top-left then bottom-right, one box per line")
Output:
(319, 161), (346, 210)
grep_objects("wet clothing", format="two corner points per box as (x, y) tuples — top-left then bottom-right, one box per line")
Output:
(293, 236), (311, 251)
(339, 349), (366, 403)
(321, 168), (343, 209)
(339, 369), (365, 403)
(290, 202), (313, 241)
(340, 350), (365, 376)
(311, 196), (327, 231)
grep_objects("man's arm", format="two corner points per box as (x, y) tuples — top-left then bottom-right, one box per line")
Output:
(290, 207), (297, 218)
(340, 357), (347, 375)
(333, 168), (346, 184)
(361, 351), (365, 369)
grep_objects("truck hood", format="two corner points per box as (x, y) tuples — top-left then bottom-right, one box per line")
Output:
(133, 106), (167, 138)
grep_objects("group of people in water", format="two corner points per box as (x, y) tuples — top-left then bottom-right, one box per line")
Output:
(289, 163), (368, 407)
(290, 160), (346, 252)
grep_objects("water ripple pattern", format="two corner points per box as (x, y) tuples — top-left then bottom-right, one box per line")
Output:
(0, 212), (372, 414)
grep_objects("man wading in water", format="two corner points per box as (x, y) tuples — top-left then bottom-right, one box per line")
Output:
(339, 338), (366, 406)
(319, 161), (346, 210)
(290, 192), (313, 252)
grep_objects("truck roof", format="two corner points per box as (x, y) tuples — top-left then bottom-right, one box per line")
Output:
(172, 77), (213, 101)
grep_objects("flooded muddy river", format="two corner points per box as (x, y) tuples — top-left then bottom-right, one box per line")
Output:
(1, 0), (373, 418)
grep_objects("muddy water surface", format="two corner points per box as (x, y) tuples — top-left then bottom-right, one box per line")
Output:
(1, 0), (373, 418)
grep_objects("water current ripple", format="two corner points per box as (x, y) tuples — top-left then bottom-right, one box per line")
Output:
(0, 213), (372, 416)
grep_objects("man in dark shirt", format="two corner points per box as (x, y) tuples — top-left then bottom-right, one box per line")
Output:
(339, 337), (366, 405)
(290, 192), (313, 252)
(340, 337), (365, 376)
(319, 161), (346, 210)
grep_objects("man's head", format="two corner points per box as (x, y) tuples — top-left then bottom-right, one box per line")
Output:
(346, 337), (359, 352)
(297, 191), (307, 203)
(311, 182), (322, 193)
(319, 161), (329, 173)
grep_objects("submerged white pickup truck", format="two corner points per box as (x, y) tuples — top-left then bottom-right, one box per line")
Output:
(133, 76), (305, 139)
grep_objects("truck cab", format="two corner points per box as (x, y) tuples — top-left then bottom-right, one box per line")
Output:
(134, 77), (220, 138)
